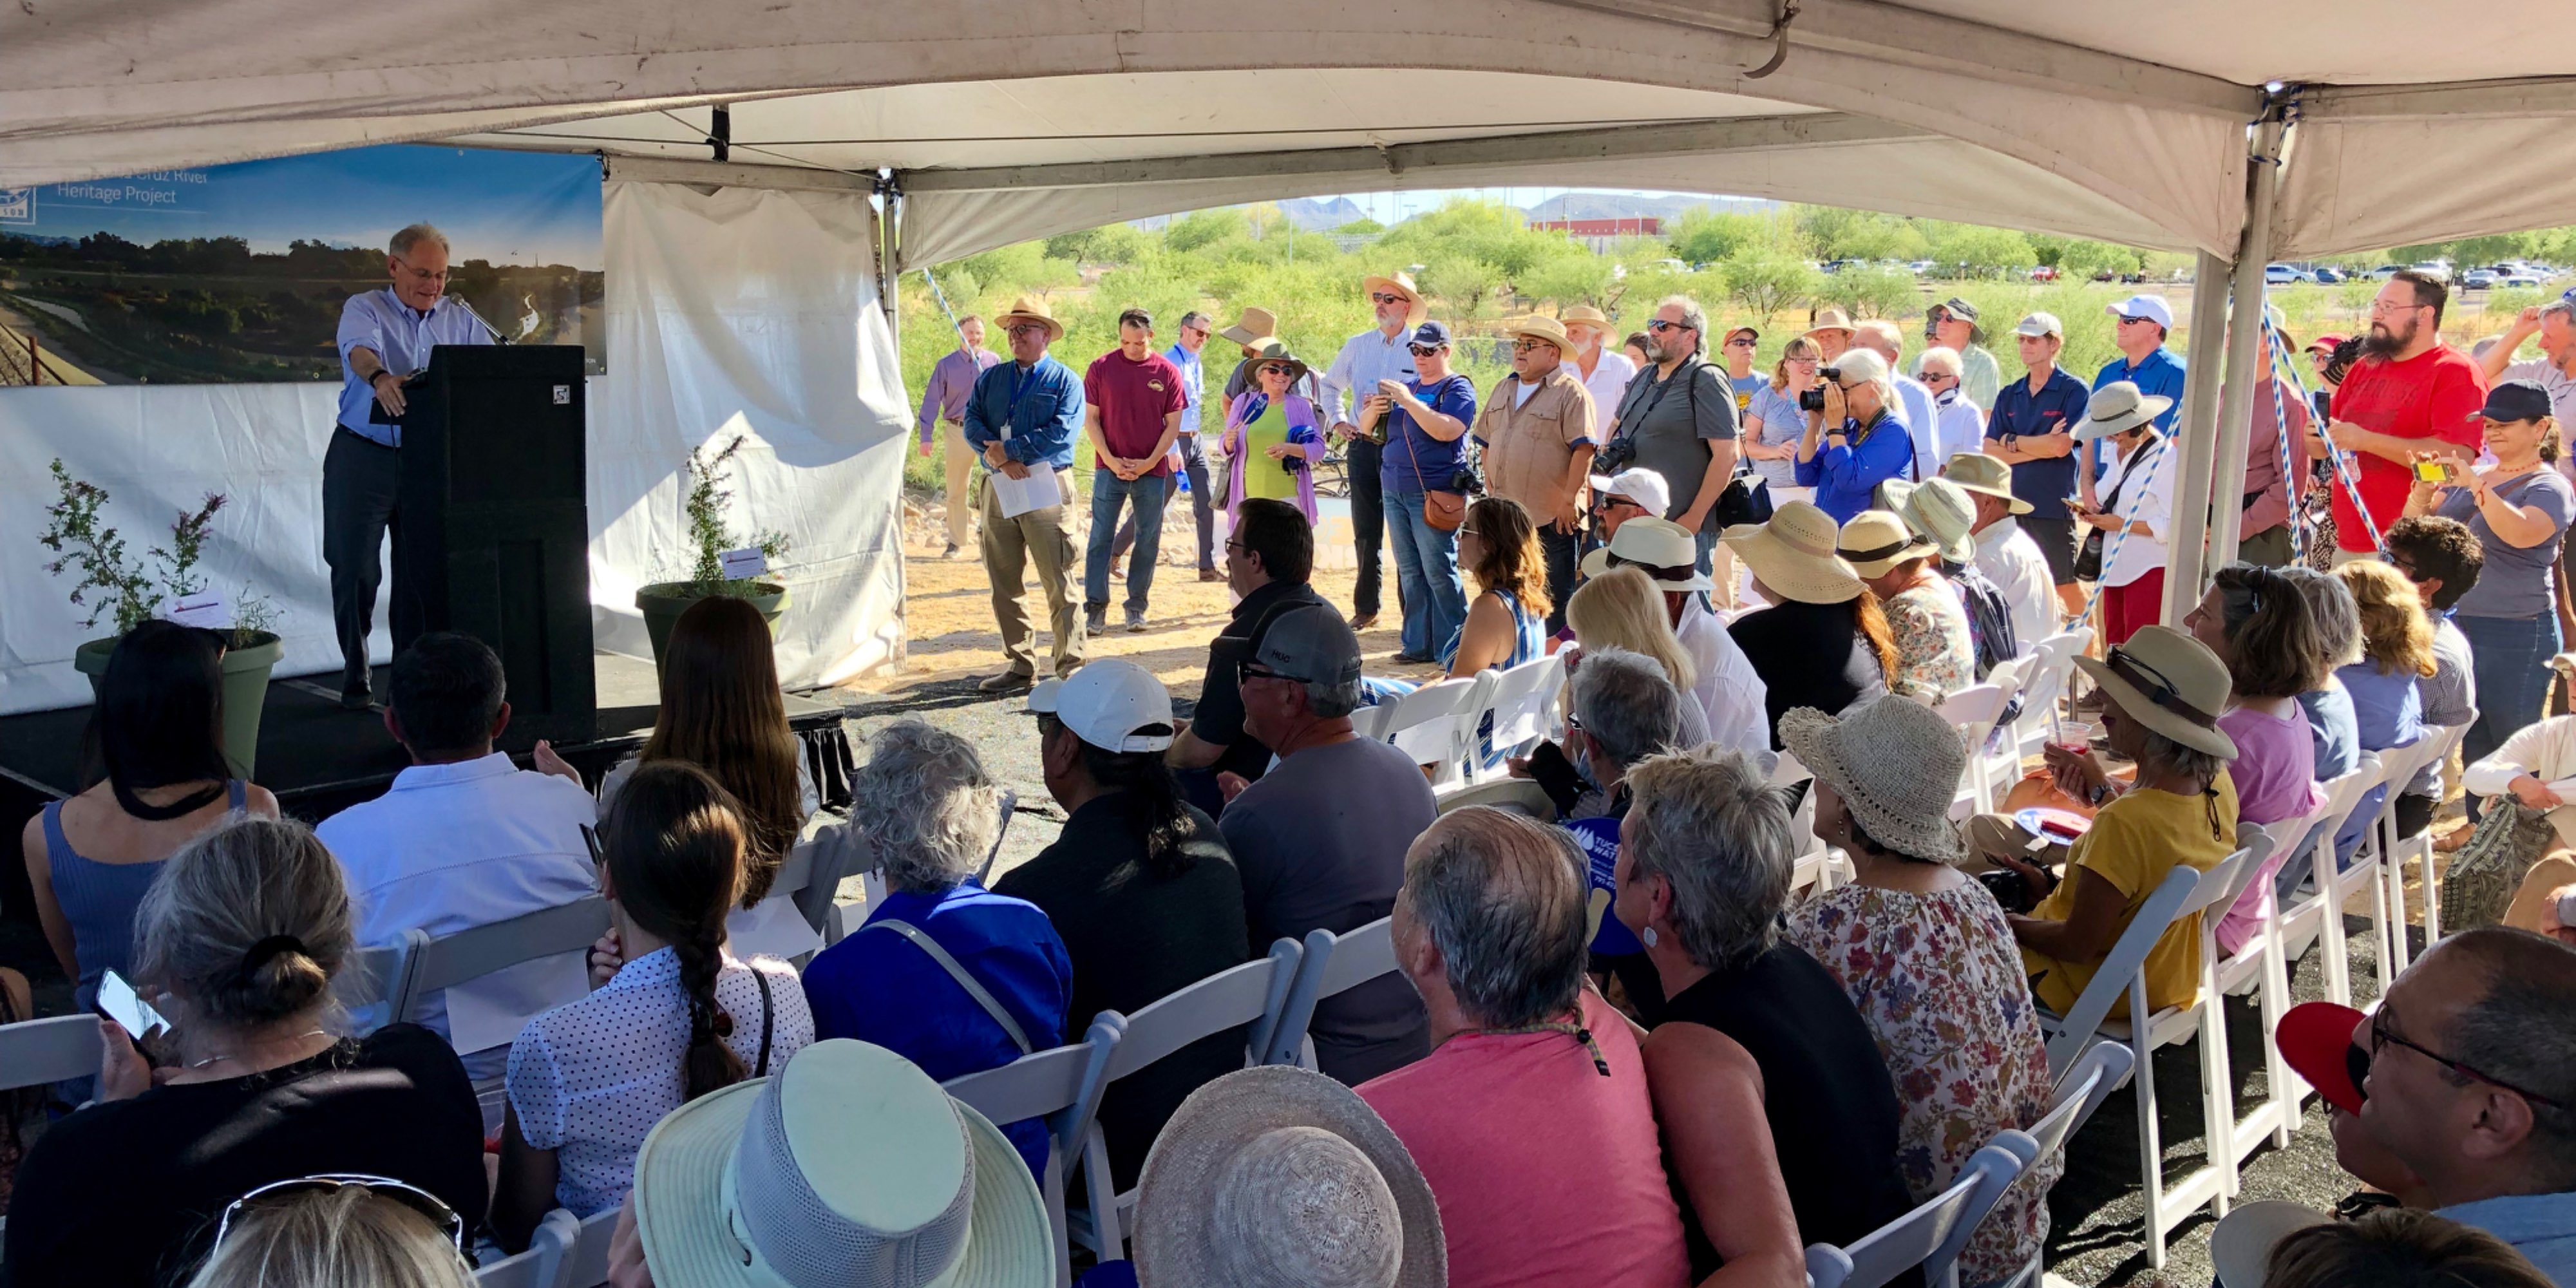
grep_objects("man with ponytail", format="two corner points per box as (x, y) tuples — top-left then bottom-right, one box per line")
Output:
(995, 660), (1249, 1190)
(489, 762), (813, 1249)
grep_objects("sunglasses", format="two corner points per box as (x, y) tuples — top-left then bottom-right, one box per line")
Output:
(1235, 659), (1308, 688)
(1510, 339), (1553, 352)
(1370, 292), (1408, 305)
(1645, 319), (1693, 334)
(1922, 370), (1958, 383)
(1256, 363), (1290, 376)
(2116, 315), (2155, 327)
(1725, 336), (1757, 348)
(216, 1174), (467, 1256)
(2371, 1007), (2565, 1110)
(1408, 345), (1444, 357)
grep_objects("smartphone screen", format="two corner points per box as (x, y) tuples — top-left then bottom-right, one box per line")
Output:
(97, 970), (167, 1041)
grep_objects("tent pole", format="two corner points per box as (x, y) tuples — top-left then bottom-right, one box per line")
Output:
(2206, 113), (2288, 574)
(874, 175), (902, 341)
(2162, 251), (2234, 625)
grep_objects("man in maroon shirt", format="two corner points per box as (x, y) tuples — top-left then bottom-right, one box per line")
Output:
(2314, 270), (2485, 564)
(1083, 307), (1188, 632)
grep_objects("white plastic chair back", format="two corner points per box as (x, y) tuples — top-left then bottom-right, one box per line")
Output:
(476, 1208), (579, 1288)
(1346, 703), (1390, 741)
(1378, 676), (1486, 790)
(1938, 683), (2009, 817)
(1989, 1043), (2136, 1288)
(1804, 1143), (2027, 1288)
(552, 1206), (621, 1288)
(0, 1014), (104, 1092)
(1472, 654), (1567, 775)
(1265, 918), (1399, 1066)
(945, 1021), (1124, 1287)
(1101, 938), (1302, 1085)
(389, 896), (615, 1029)
(334, 941), (413, 1036)
(2043, 853), (2237, 1075)
(2286, 753), (2388, 1009)
(1434, 777), (1555, 817)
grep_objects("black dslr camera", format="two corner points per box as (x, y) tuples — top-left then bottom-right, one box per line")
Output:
(1798, 366), (1842, 413)
(1449, 466), (1484, 495)
(2324, 334), (2364, 386)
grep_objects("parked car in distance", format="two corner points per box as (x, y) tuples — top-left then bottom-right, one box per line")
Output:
(2410, 261), (2451, 282)
(1908, 260), (1937, 276)
(2371, 265), (2405, 279)
(2029, 265), (2059, 282)
(2311, 266), (2344, 284)
(2461, 269), (2500, 290)
(2503, 272), (2546, 289)
(2265, 263), (2310, 285)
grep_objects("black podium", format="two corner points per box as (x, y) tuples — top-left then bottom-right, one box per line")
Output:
(384, 345), (596, 746)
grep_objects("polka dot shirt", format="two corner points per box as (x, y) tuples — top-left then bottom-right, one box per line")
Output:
(506, 945), (813, 1217)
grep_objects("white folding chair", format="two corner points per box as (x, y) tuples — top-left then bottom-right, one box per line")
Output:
(1434, 777), (1554, 817)
(2373, 724), (2468, 970)
(1066, 938), (1305, 1262)
(0, 1014), (104, 1092)
(2036, 848), (2251, 1267)
(1805, 1143), (2028, 1288)
(476, 1208), (579, 1288)
(1265, 917), (1401, 1068)
(2013, 627), (2094, 762)
(334, 941), (415, 1036)
(1346, 702), (1390, 741)
(387, 896), (616, 1034)
(1992, 1043), (2136, 1288)
(945, 1018), (1124, 1287)
(2277, 754), (2389, 1012)
(1969, 656), (2030, 810)
(1937, 682), (2011, 820)
(1772, 748), (1844, 897)
(1465, 654), (1567, 781)
(1376, 675), (1490, 792)
(545, 1206), (621, 1288)
(2188, 828), (2295, 1208)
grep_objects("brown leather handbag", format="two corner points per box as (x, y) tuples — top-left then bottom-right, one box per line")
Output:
(1401, 396), (1469, 531)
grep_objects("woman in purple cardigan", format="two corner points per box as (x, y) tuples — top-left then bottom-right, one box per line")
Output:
(1222, 340), (1325, 527)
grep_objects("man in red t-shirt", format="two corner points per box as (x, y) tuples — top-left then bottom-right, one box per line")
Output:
(1083, 307), (1188, 631)
(2316, 270), (2486, 562)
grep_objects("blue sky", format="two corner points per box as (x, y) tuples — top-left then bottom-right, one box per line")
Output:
(5, 144), (603, 268)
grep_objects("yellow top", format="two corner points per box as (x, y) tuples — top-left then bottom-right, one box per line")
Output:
(1238, 398), (1299, 502)
(2024, 769), (2239, 1021)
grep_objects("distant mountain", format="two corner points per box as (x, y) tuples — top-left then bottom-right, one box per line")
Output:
(1280, 196), (1371, 231)
(1522, 193), (1776, 223)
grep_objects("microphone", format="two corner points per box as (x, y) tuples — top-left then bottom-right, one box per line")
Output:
(446, 294), (511, 345)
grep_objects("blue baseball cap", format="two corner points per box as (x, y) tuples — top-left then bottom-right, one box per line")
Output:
(1410, 321), (1452, 348)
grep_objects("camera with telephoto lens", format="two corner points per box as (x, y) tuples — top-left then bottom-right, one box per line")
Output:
(2325, 334), (2364, 386)
(1799, 366), (1843, 413)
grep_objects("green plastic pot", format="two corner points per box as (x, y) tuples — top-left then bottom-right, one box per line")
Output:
(635, 582), (788, 667)
(76, 629), (285, 780)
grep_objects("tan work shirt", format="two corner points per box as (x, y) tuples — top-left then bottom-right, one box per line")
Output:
(1475, 366), (1598, 520)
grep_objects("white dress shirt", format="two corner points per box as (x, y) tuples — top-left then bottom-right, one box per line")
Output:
(1675, 605), (1774, 765)
(318, 752), (600, 1056)
(1319, 325), (1419, 429)
(2096, 435), (2175, 589)
(1892, 371), (1940, 482)
(1578, 348), (1640, 429)
(1973, 516), (2060, 654)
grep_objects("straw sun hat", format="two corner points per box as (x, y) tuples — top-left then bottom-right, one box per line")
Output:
(1217, 306), (1279, 348)
(1721, 500), (1862, 605)
(1361, 271), (1428, 326)
(1938, 452), (2032, 516)
(2070, 625), (2239, 761)
(1835, 508), (1935, 579)
(992, 294), (1064, 345)
(1878, 477), (1978, 565)
(1505, 314), (1574, 353)
(632, 1040), (1054, 1288)
(1134, 1066), (1444, 1288)
(1779, 696), (1968, 864)
(1559, 305), (1616, 337)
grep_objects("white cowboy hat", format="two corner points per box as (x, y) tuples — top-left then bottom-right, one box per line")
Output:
(1721, 500), (1863, 605)
(1803, 307), (1857, 341)
(631, 1040), (1054, 1288)
(1134, 1066), (1444, 1288)
(1578, 516), (1712, 592)
(2070, 625), (2239, 761)
(1779, 697), (1969, 864)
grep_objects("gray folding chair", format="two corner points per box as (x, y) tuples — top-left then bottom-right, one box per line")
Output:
(553, 1206), (622, 1288)
(1266, 917), (1399, 1068)
(475, 1207), (579, 1288)
(388, 896), (616, 1031)
(1804, 1142), (2027, 1288)
(0, 1014), (103, 1092)
(333, 940), (415, 1036)
(1993, 1042), (2136, 1288)
(945, 1018), (1124, 1287)
(1067, 938), (1303, 1262)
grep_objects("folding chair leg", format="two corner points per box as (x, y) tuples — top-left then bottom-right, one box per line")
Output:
(2137, 1019), (2167, 1270)
(2367, 854), (2396, 999)
(2199, 992), (2235, 1214)
(2257, 929), (2293, 1150)
(2317, 845), (2353, 1010)
(2418, 835), (2441, 945)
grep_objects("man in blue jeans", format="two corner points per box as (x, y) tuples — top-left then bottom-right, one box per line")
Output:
(1081, 307), (1187, 633)
(1368, 321), (1479, 663)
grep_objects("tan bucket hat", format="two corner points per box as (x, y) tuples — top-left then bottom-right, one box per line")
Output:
(1559, 305), (1616, 338)
(992, 294), (1064, 345)
(1803, 307), (1857, 342)
(1779, 696), (1969, 864)
(1836, 509), (1937, 578)
(1721, 500), (1863, 604)
(1940, 452), (2033, 516)
(1217, 305), (1280, 347)
(2071, 624), (2239, 761)
(2074, 380), (2172, 442)
(1361, 271), (1428, 326)
(1505, 314), (1573, 353)
(1134, 1066), (1444, 1288)
(1578, 516), (1713, 592)
(1884, 476), (1978, 565)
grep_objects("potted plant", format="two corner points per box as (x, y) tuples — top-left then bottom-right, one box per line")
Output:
(39, 459), (286, 779)
(634, 435), (791, 665)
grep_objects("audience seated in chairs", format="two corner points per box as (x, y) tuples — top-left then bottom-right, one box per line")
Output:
(22, 620), (279, 1014)
(6, 816), (487, 1287)
(2183, 563), (2329, 956)
(1611, 743), (1914, 1283)
(1445, 495), (1550, 678)
(2283, 566), (2367, 786)
(1164, 497), (1331, 807)
(1782, 696), (2060, 1287)
(1531, 647), (1687, 1020)
(994, 659), (1249, 1191)
(2383, 515), (2485, 837)
(316, 632), (597, 1085)
(491, 761), (814, 1246)
(1583, 515), (1771, 759)
(2331, 560), (2435, 866)
(1359, 806), (1696, 1288)
(1839, 507), (1975, 703)
(1563, 567), (1712, 747)
(180, 1180), (476, 1288)
(798, 720), (1069, 1179)
(1217, 604), (1432, 1085)
(2003, 625), (2242, 1022)
(2277, 928), (2576, 1284)
(1721, 498), (1894, 744)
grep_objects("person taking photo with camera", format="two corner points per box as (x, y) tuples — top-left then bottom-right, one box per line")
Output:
(1794, 347), (1915, 524)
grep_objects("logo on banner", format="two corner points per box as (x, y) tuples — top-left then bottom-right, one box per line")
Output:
(0, 188), (32, 225)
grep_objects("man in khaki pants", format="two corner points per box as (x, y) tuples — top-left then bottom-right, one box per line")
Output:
(914, 314), (1001, 557)
(963, 296), (1088, 690)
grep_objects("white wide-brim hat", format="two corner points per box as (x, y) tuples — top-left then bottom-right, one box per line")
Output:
(2074, 380), (2172, 442)
(1578, 516), (1712, 592)
(1882, 477), (1978, 565)
(1779, 697), (1968, 864)
(2210, 1201), (2332, 1288)
(633, 1040), (1054, 1288)
(1721, 500), (1862, 605)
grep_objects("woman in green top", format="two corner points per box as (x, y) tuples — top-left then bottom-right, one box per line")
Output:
(1222, 341), (1323, 525)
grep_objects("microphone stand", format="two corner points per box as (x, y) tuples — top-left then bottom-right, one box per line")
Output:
(447, 294), (512, 345)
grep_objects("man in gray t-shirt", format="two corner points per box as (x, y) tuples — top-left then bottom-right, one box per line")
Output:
(1607, 296), (1739, 567)
(1217, 605), (1434, 1084)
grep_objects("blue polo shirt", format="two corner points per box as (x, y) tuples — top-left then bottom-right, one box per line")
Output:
(961, 355), (1084, 471)
(1380, 374), (1481, 494)
(2091, 347), (2186, 479)
(1985, 366), (2093, 522)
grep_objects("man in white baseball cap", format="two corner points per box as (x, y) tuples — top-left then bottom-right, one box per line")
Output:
(1587, 466), (1672, 543)
(1579, 517), (1771, 760)
(2091, 291), (2186, 504)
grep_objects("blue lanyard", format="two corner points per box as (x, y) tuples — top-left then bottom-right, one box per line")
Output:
(1002, 363), (1046, 435)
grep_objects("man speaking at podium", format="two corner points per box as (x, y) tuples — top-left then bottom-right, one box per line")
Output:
(326, 223), (493, 709)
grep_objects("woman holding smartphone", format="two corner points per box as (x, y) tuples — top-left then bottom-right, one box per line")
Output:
(2405, 379), (2576, 779)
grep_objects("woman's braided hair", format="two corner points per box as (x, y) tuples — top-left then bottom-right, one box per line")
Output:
(601, 760), (749, 1102)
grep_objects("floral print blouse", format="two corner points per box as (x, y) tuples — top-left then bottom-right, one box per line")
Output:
(1884, 581), (1976, 701)
(1788, 881), (2060, 1287)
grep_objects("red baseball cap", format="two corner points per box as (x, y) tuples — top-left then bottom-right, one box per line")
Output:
(2306, 334), (2346, 354)
(2278, 1001), (2369, 1114)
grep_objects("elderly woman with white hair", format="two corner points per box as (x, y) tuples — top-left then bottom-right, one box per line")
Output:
(1612, 744), (1915, 1283)
(798, 719), (1070, 1180)
(1794, 346), (1917, 524)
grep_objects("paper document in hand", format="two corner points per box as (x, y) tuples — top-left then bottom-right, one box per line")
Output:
(991, 468), (1064, 518)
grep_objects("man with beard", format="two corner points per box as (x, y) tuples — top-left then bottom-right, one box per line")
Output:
(1605, 295), (1738, 573)
(1319, 272), (1426, 631)
(2315, 270), (2486, 565)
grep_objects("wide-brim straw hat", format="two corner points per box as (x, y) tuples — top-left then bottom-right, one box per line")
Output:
(1559, 305), (1616, 338)
(2070, 625), (2239, 761)
(1885, 477), (1978, 565)
(633, 1040), (1054, 1288)
(1506, 314), (1574, 352)
(1779, 697), (1967, 864)
(1135, 1066), (1445, 1288)
(2074, 379), (2172, 442)
(1803, 307), (1857, 341)
(1244, 336), (1311, 386)
(992, 294), (1065, 345)
(1361, 272), (1429, 326)
(1578, 516), (1712, 592)
(1721, 500), (1862, 604)
(1939, 452), (2033, 516)
(1218, 306), (1280, 347)
(1837, 508), (1937, 578)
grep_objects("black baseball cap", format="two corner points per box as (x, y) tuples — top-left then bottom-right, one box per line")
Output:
(2475, 379), (2553, 424)
(1410, 321), (1453, 348)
